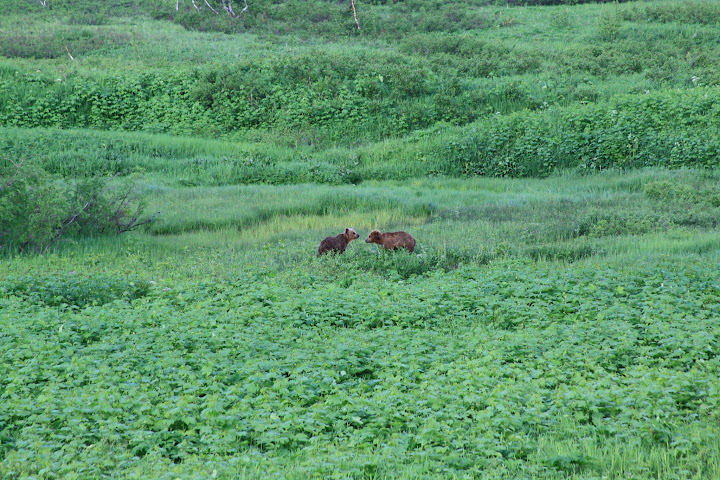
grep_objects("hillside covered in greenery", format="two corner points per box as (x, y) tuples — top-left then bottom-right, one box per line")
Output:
(2, 0), (720, 180)
(1, 1), (720, 479)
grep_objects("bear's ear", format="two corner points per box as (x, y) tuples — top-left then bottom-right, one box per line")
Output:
(345, 228), (350, 233)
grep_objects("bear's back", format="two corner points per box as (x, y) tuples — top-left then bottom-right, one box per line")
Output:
(318, 233), (348, 255)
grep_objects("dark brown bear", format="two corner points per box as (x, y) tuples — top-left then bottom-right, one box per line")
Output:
(365, 229), (416, 253)
(317, 228), (360, 256)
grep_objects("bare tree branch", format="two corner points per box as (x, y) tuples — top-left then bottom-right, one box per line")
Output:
(118, 212), (161, 233)
(221, 0), (246, 17)
(221, 0), (234, 17)
(40, 200), (94, 255)
(203, 0), (220, 15)
(19, 234), (33, 254)
(176, 0), (246, 17)
(351, 0), (360, 30)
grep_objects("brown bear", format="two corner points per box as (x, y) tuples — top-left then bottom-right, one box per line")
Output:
(318, 228), (360, 256)
(365, 229), (416, 253)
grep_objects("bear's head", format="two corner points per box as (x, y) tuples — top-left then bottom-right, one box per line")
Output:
(365, 229), (381, 244)
(345, 227), (359, 240)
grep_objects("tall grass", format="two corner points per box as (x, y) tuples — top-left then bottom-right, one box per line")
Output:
(4, 169), (716, 281)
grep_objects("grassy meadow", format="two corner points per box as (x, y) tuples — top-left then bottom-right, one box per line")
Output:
(2, 0), (720, 478)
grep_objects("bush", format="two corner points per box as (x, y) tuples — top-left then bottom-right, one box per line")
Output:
(439, 87), (720, 177)
(0, 157), (156, 254)
(644, 179), (720, 206)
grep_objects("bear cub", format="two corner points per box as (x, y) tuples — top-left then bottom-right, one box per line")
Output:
(365, 229), (416, 253)
(318, 227), (360, 256)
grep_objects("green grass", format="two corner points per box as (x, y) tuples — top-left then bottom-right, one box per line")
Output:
(1, 0), (720, 157)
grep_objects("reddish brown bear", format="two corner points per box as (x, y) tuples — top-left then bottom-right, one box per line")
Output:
(318, 228), (360, 256)
(365, 229), (416, 253)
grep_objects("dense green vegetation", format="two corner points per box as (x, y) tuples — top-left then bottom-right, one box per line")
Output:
(3, 169), (720, 478)
(3, 255), (719, 479)
(2, 0), (720, 175)
(2, 0), (720, 478)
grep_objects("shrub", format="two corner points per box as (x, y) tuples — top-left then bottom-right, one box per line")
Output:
(0, 157), (156, 254)
(439, 87), (720, 177)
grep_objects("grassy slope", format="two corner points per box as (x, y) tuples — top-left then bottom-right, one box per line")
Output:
(1, 0), (720, 166)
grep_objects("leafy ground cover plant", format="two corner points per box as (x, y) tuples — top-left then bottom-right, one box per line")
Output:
(1, 257), (719, 479)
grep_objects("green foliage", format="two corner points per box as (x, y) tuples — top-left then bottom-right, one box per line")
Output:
(1, 168), (720, 477)
(2, 0), (720, 168)
(1, 160), (53, 249)
(0, 23), (134, 59)
(2, 0), (720, 476)
(598, 7), (622, 42)
(622, 0), (720, 25)
(352, 247), (478, 279)
(644, 179), (720, 207)
(2, 257), (719, 478)
(0, 158), (154, 253)
(2, 273), (152, 308)
(440, 87), (720, 177)
(2, 84), (719, 184)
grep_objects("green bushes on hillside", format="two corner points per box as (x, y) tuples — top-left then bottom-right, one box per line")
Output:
(622, 0), (720, 25)
(438, 87), (720, 177)
(0, 57), (427, 135)
(3, 59), (719, 179)
(2, 85), (719, 184)
(1, 0), (720, 182)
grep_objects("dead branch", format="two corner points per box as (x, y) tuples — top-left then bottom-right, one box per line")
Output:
(65, 45), (75, 61)
(221, 0), (247, 17)
(105, 183), (136, 232)
(204, 0), (220, 15)
(117, 211), (161, 233)
(104, 181), (158, 234)
(351, 0), (360, 30)
(40, 200), (94, 254)
(177, 0), (246, 17)
(19, 235), (33, 254)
